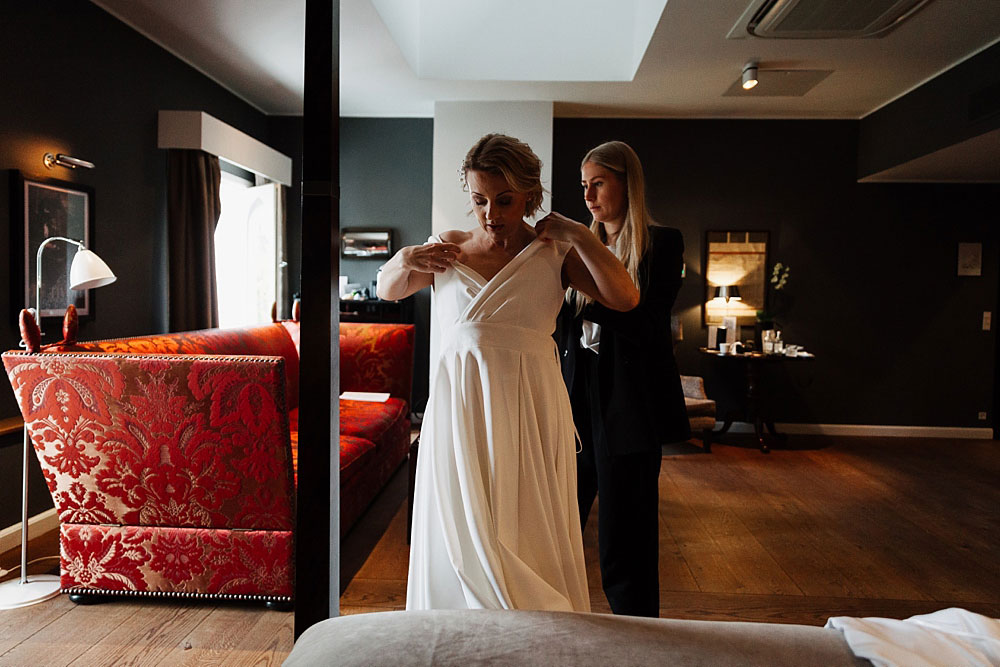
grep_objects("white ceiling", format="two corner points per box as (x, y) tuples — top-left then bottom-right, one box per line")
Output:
(369, 0), (667, 82)
(91, 0), (1000, 120)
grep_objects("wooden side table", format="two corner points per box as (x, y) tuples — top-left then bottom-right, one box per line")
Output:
(698, 347), (815, 453)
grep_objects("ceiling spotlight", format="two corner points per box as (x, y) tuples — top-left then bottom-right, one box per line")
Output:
(742, 62), (759, 90)
(44, 153), (95, 170)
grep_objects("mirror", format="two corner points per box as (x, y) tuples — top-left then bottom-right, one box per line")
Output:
(703, 230), (769, 327)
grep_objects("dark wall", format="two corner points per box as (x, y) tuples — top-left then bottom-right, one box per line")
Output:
(340, 118), (434, 411)
(553, 119), (1000, 427)
(0, 3), (284, 526)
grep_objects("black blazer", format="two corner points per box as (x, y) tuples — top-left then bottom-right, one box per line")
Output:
(559, 225), (690, 455)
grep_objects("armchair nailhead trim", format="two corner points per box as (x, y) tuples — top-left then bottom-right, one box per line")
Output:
(6, 351), (284, 364)
(62, 587), (292, 602)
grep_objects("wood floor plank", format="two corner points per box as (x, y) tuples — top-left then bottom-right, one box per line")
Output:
(342, 462), (411, 591)
(2, 597), (144, 667)
(661, 457), (802, 596)
(810, 441), (1000, 593)
(66, 600), (214, 667)
(735, 445), (934, 601)
(351, 496), (411, 582)
(656, 508), (700, 594)
(710, 448), (914, 600)
(788, 445), (993, 603)
(0, 594), (76, 658)
(657, 590), (1000, 626)
(340, 577), (408, 609)
(6, 435), (1000, 664)
(698, 453), (870, 599)
(159, 605), (293, 667)
(658, 468), (748, 594)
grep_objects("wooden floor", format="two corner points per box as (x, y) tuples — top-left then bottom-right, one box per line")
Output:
(342, 435), (1000, 625)
(3, 435), (998, 664)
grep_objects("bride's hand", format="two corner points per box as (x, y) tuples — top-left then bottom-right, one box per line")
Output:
(400, 242), (461, 274)
(535, 212), (586, 244)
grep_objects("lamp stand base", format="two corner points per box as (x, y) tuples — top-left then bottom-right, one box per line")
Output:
(0, 574), (61, 610)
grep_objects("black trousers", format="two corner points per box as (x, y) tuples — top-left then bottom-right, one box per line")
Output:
(571, 349), (662, 618)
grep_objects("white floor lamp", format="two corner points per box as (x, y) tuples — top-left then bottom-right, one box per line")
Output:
(0, 237), (116, 610)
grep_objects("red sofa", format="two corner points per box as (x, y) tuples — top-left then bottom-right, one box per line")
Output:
(2, 318), (414, 605)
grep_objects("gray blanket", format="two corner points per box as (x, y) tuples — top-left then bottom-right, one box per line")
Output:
(285, 609), (870, 666)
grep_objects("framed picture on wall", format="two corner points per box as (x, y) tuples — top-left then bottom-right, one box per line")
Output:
(13, 172), (96, 319)
(341, 227), (393, 259)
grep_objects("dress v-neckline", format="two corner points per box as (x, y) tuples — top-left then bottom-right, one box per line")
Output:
(451, 236), (541, 288)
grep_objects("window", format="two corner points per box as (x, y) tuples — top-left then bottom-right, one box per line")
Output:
(216, 170), (280, 327)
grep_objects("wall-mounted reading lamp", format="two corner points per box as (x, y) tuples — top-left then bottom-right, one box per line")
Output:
(43, 153), (95, 170)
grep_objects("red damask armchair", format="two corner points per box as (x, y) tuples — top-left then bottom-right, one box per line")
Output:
(3, 311), (413, 606)
(3, 315), (297, 606)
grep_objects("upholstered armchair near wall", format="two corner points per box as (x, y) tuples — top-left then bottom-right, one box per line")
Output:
(681, 375), (715, 452)
(3, 312), (297, 604)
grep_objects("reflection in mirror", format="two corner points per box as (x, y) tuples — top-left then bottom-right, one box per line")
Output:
(704, 230), (768, 326)
(341, 228), (393, 259)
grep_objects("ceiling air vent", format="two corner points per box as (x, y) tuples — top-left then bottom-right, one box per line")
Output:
(747, 0), (934, 38)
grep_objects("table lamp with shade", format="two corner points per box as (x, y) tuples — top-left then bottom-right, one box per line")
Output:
(714, 285), (741, 303)
(0, 237), (115, 610)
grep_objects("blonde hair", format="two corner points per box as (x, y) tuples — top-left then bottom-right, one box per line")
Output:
(570, 140), (652, 313)
(460, 133), (545, 218)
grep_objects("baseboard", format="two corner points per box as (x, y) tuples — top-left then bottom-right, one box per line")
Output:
(717, 422), (993, 439)
(0, 508), (59, 556)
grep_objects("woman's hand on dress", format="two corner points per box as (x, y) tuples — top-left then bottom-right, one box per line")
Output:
(400, 242), (461, 274)
(376, 241), (461, 300)
(535, 212), (586, 244)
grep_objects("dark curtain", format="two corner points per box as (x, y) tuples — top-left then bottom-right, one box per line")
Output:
(167, 149), (222, 332)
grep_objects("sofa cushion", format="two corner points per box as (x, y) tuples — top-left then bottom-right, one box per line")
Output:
(684, 396), (716, 417)
(288, 409), (376, 486)
(339, 435), (377, 485)
(340, 398), (408, 451)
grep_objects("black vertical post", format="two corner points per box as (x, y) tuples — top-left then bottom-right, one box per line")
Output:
(295, 0), (340, 637)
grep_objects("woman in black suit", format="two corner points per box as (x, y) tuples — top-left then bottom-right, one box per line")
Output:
(559, 140), (689, 617)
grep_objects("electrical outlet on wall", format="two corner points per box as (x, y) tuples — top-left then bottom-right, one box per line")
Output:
(978, 411), (988, 420)
(983, 311), (992, 331)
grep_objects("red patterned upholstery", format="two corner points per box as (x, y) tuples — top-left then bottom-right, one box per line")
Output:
(341, 399), (408, 451)
(340, 323), (415, 403)
(3, 320), (414, 604)
(60, 324), (301, 412)
(3, 352), (294, 601)
(60, 524), (294, 598)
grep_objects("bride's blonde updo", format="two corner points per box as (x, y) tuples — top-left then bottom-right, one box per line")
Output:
(460, 133), (546, 218)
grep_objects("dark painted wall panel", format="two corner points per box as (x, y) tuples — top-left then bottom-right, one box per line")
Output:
(339, 118), (433, 411)
(553, 118), (1000, 427)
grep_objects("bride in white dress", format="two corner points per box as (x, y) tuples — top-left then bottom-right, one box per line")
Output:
(377, 134), (639, 611)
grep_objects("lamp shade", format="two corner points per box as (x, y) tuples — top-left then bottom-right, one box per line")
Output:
(69, 248), (117, 291)
(714, 285), (742, 302)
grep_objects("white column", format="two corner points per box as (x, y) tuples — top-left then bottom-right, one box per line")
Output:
(427, 101), (554, 389)
(432, 101), (554, 234)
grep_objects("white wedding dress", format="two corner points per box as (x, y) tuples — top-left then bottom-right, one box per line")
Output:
(406, 235), (590, 612)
